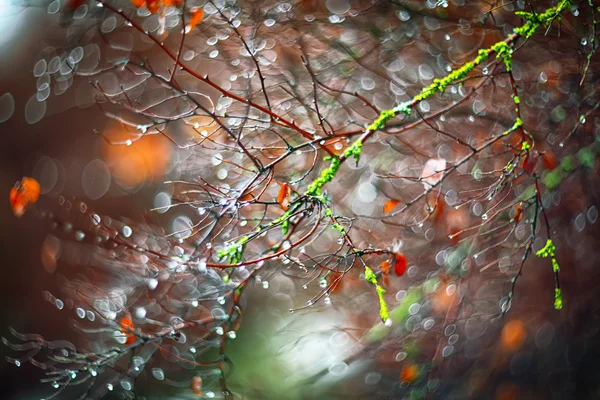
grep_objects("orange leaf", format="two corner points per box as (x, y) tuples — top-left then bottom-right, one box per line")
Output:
(10, 177), (40, 217)
(21, 177), (40, 203)
(514, 203), (523, 223)
(277, 183), (290, 211)
(119, 316), (136, 345)
(383, 199), (400, 214)
(146, 0), (160, 13)
(187, 8), (204, 31)
(394, 253), (407, 276)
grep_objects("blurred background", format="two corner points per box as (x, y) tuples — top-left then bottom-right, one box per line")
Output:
(2, 1), (600, 400)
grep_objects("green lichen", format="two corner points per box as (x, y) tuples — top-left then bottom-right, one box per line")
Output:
(514, 0), (572, 39)
(306, 156), (341, 197)
(364, 266), (389, 321)
(343, 139), (363, 165)
(367, 109), (397, 132)
(503, 118), (523, 135)
(554, 288), (563, 310)
(491, 41), (513, 71)
(536, 239), (562, 309)
(536, 239), (556, 258)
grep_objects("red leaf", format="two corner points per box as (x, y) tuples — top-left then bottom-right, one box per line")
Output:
(394, 253), (407, 276)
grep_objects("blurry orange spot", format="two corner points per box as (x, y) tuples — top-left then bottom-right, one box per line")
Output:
(191, 375), (203, 396)
(542, 151), (558, 171)
(328, 272), (344, 293)
(41, 235), (61, 274)
(495, 383), (519, 400)
(394, 253), (407, 276)
(102, 122), (172, 189)
(9, 177), (40, 217)
(188, 8), (204, 31)
(426, 193), (445, 222)
(119, 316), (136, 345)
(277, 183), (290, 211)
(400, 363), (419, 383)
(130, 0), (145, 8)
(161, 0), (181, 6)
(500, 320), (526, 352)
(446, 207), (468, 245)
(432, 282), (457, 314)
(383, 199), (400, 214)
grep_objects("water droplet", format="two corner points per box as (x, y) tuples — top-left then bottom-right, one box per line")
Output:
(442, 345), (454, 357)
(227, 331), (237, 339)
(122, 226), (132, 238)
(262, 281), (269, 289)
(120, 379), (132, 390)
(152, 368), (165, 380)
